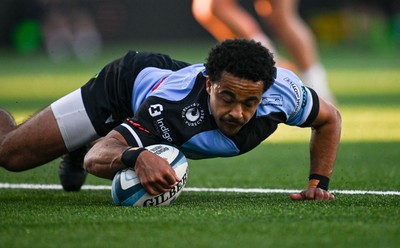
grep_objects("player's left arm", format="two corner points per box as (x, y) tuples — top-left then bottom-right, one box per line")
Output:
(83, 129), (180, 195)
(291, 97), (341, 201)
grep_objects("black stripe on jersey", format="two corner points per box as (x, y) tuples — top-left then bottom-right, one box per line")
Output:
(114, 121), (160, 148)
(300, 87), (320, 127)
(114, 125), (142, 147)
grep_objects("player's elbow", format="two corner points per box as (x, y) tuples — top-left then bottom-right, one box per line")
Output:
(0, 157), (25, 172)
(83, 152), (114, 180)
(312, 103), (342, 137)
(83, 153), (96, 175)
(325, 106), (342, 139)
(0, 145), (28, 172)
(332, 107), (342, 131)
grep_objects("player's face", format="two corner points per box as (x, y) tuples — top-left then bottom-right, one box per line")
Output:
(206, 71), (264, 137)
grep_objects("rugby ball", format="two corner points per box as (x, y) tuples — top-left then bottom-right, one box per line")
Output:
(111, 144), (188, 207)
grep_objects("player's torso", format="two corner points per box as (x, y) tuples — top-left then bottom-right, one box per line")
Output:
(131, 65), (284, 159)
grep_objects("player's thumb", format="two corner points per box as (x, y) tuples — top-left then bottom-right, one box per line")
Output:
(290, 193), (305, 201)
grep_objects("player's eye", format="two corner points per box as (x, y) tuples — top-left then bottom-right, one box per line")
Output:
(223, 99), (233, 104)
(221, 96), (234, 105)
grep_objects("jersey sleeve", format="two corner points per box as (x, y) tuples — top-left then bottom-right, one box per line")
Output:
(113, 118), (159, 148)
(260, 67), (319, 127)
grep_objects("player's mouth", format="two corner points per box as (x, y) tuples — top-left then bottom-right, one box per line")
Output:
(221, 117), (244, 129)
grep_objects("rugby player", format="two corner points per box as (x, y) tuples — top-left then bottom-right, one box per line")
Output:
(0, 39), (341, 200)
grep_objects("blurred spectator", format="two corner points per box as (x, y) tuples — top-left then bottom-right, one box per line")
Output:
(38, 0), (103, 63)
(192, 0), (336, 104)
(341, 0), (400, 52)
(0, 0), (44, 54)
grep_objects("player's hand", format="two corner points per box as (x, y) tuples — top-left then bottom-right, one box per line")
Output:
(290, 188), (335, 201)
(134, 150), (181, 195)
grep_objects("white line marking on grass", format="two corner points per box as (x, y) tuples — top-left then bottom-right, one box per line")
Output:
(0, 183), (399, 196)
(186, 187), (400, 196)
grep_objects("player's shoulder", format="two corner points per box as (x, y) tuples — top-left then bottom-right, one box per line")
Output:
(274, 67), (303, 89)
(149, 64), (206, 101)
(266, 67), (319, 126)
(264, 67), (303, 99)
(258, 67), (314, 124)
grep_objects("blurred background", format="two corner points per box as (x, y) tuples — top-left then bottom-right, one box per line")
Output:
(0, 0), (399, 63)
(1, 0), (400, 214)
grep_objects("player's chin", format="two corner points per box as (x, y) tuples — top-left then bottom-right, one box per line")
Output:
(220, 128), (240, 137)
(219, 123), (243, 136)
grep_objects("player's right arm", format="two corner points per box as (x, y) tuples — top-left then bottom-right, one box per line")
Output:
(83, 130), (179, 195)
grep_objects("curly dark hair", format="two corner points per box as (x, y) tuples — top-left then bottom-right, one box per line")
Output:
(205, 39), (276, 92)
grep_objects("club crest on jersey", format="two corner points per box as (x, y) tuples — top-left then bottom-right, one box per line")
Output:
(181, 103), (204, 127)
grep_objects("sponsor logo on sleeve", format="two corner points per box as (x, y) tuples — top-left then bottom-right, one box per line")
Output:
(148, 104), (163, 117)
(261, 94), (283, 106)
(148, 104), (173, 142)
(154, 118), (173, 142)
(284, 77), (301, 115)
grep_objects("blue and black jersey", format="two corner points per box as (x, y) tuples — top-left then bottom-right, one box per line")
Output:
(81, 51), (319, 159)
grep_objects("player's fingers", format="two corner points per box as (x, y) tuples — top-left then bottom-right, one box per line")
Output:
(316, 189), (336, 201)
(290, 193), (304, 201)
(143, 183), (160, 195)
(155, 171), (180, 192)
(290, 190), (307, 201)
(324, 190), (332, 200)
(145, 182), (171, 195)
(159, 167), (179, 188)
(166, 166), (181, 184)
(305, 189), (316, 200)
(141, 177), (171, 195)
(314, 188), (325, 200)
(324, 191), (335, 200)
(160, 177), (178, 190)
(292, 189), (335, 201)
(312, 189), (336, 201)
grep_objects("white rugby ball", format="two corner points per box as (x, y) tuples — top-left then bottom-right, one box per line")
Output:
(111, 144), (189, 207)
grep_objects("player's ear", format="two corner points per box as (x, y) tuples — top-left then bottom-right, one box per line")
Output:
(206, 77), (212, 95)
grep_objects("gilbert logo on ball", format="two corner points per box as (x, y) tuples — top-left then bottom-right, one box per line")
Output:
(111, 144), (189, 206)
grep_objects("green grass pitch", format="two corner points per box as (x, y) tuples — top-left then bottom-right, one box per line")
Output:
(0, 41), (400, 247)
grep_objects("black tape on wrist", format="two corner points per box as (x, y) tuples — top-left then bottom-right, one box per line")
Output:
(308, 174), (330, 191)
(121, 147), (147, 170)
